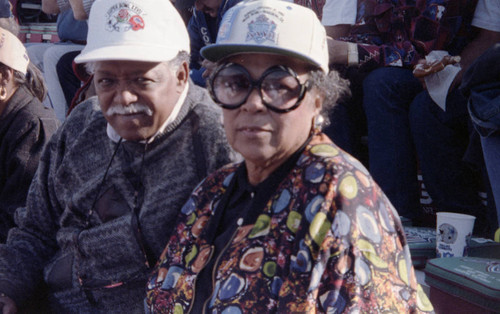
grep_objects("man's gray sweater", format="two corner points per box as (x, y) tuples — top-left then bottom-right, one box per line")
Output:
(0, 84), (234, 312)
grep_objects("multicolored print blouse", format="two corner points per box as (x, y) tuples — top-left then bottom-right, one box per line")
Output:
(145, 134), (434, 313)
(344, 0), (478, 71)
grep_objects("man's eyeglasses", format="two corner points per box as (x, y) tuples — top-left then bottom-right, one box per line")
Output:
(208, 63), (311, 113)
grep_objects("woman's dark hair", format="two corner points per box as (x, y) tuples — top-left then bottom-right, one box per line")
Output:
(3, 61), (47, 102)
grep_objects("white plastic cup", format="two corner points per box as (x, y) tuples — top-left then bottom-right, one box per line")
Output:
(436, 212), (476, 258)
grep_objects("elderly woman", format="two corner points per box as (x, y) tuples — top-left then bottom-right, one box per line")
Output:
(145, 1), (433, 313)
(0, 27), (59, 243)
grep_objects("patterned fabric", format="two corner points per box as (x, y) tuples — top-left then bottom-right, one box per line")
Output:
(344, 0), (478, 71)
(145, 134), (433, 313)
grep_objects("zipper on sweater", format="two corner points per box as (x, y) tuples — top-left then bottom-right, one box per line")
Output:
(198, 217), (244, 314)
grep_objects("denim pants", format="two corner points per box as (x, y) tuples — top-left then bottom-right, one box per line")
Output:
(409, 89), (483, 219)
(363, 67), (423, 220)
(467, 84), (500, 228)
(363, 67), (483, 222)
(479, 133), (500, 228)
(460, 43), (500, 229)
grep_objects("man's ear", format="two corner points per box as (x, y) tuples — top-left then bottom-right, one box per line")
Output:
(176, 61), (189, 87)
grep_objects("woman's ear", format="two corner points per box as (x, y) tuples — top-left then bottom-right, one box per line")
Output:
(0, 68), (15, 101)
(313, 93), (323, 116)
(0, 84), (8, 101)
(0, 67), (14, 85)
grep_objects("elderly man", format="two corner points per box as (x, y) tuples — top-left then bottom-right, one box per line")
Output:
(0, 0), (233, 312)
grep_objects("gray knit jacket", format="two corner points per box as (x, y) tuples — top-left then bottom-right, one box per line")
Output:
(0, 84), (234, 313)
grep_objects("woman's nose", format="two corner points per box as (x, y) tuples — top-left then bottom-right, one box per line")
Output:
(241, 88), (266, 113)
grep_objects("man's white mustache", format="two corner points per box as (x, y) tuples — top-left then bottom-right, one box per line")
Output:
(106, 103), (153, 116)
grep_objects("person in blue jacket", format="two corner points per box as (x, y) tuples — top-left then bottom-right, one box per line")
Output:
(184, 0), (242, 86)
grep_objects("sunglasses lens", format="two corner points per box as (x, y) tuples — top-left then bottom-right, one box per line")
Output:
(261, 70), (302, 110)
(212, 66), (251, 107)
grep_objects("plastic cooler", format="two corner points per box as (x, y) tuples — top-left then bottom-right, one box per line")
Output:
(405, 227), (436, 268)
(424, 257), (500, 313)
(405, 227), (500, 268)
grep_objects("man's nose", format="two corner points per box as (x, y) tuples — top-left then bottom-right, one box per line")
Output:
(113, 82), (138, 105)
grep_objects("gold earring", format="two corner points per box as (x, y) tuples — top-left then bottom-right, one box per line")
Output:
(0, 86), (7, 101)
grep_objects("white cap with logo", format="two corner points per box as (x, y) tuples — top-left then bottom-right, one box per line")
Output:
(0, 27), (29, 74)
(75, 0), (190, 64)
(201, 0), (329, 73)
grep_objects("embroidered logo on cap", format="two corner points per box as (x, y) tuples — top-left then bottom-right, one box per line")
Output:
(246, 14), (276, 44)
(106, 2), (145, 32)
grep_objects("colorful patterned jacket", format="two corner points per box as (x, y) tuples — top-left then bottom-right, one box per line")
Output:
(345, 0), (478, 71)
(145, 134), (433, 313)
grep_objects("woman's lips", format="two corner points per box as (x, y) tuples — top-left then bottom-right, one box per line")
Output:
(238, 126), (270, 136)
(238, 126), (268, 131)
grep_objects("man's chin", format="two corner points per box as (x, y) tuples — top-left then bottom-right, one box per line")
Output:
(114, 127), (154, 142)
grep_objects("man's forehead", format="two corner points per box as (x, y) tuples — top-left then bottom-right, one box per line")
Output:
(94, 60), (168, 74)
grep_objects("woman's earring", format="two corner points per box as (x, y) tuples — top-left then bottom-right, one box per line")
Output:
(0, 86), (7, 101)
(312, 114), (324, 135)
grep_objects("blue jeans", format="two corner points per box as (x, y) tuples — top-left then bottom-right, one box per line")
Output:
(480, 134), (500, 228)
(467, 82), (500, 228)
(364, 67), (484, 224)
(363, 67), (423, 220)
(460, 43), (500, 229)
(409, 90), (483, 217)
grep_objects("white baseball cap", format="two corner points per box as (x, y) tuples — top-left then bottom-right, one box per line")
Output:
(201, 0), (329, 73)
(0, 27), (29, 74)
(75, 0), (190, 64)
